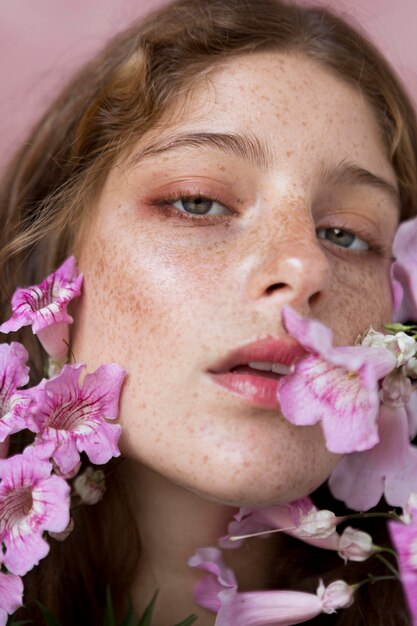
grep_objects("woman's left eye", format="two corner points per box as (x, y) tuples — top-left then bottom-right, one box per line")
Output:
(316, 227), (369, 251)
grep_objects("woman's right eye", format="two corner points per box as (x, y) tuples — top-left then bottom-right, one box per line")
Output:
(171, 195), (231, 216)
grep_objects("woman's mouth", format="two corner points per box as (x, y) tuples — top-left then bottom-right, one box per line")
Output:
(207, 338), (307, 410)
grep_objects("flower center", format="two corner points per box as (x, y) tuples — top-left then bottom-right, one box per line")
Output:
(48, 397), (90, 431)
(25, 281), (56, 311)
(0, 486), (33, 534)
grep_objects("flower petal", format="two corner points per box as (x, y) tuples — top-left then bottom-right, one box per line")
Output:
(3, 528), (50, 576)
(389, 518), (417, 623)
(329, 404), (417, 509)
(392, 216), (417, 321)
(0, 570), (23, 620)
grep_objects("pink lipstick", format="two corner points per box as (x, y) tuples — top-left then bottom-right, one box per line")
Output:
(207, 337), (307, 410)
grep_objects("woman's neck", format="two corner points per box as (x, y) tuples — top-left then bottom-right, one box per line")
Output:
(118, 460), (283, 626)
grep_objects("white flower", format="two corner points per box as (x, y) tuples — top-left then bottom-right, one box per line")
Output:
(362, 329), (416, 367)
(404, 356), (417, 379)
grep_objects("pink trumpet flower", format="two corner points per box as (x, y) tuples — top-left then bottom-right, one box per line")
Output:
(216, 581), (354, 626)
(0, 448), (70, 576)
(389, 507), (417, 624)
(0, 256), (83, 361)
(25, 363), (126, 475)
(391, 216), (417, 321)
(277, 307), (396, 454)
(189, 547), (354, 625)
(0, 342), (30, 442)
(0, 565), (23, 626)
(219, 497), (340, 552)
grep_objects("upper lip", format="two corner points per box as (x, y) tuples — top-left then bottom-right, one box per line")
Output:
(208, 337), (308, 373)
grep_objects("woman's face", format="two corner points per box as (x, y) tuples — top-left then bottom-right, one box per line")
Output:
(72, 52), (399, 506)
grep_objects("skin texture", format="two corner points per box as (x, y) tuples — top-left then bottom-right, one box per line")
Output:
(71, 52), (400, 622)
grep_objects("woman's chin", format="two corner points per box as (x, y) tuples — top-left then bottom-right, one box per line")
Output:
(172, 464), (336, 508)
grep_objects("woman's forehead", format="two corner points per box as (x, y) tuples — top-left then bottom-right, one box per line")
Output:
(124, 51), (398, 198)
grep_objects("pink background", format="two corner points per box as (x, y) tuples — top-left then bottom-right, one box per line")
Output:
(1, 0), (416, 170)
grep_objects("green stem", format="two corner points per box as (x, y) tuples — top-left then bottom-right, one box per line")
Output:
(375, 553), (399, 577)
(345, 510), (402, 523)
(355, 575), (398, 590)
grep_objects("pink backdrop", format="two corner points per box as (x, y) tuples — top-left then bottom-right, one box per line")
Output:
(1, 0), (416, 170)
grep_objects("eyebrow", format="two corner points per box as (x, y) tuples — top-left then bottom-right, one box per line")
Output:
(130, 131), (272, 170)
(130, 130), (399, 203)
(321, 159), (400, 205)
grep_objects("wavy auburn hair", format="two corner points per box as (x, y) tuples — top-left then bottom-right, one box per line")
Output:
(2, 0), (416, 623)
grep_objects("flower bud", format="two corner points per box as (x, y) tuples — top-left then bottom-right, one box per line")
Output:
(380, 370), (412, 408)
(338, 526), (373, 562)
(296, 509), (339, 539)
(73, 467), (106, 505)
(318, 580), (355, 614)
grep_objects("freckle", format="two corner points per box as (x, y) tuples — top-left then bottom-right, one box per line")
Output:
(286, 151), (293, 157)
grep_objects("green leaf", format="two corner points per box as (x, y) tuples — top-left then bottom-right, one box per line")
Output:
(172, 615), (198, 626)
(6, 617), (33, 626)
(103, 587), (116, 626)
(137, 590), (159, 626)
(120, 601), (138, 626)
(384, 322), (417, 334)
(35, 602), (63, 626)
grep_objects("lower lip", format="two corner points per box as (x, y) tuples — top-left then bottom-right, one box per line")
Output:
(208, 372), (282, 410)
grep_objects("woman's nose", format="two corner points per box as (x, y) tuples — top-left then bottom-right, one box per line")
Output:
(247, 233), (332, 315)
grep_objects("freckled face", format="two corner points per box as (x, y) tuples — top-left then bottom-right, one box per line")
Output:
(71, 52), (399, 506)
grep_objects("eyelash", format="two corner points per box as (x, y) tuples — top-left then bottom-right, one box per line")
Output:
(152, 190), (236, 225)
(150, 191), (392, 258)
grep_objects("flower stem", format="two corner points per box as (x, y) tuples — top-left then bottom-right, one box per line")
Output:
(375, 553), (399, 577)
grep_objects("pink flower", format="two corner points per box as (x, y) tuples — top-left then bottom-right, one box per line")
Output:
(24, 363), (126, 475)
(329, 402), (417, 509)
(188, 547), (237, 612)
(391, 216), (417, 321)
(0, 448), (70, 576)
(0, 256), (83, 360)
(219, 497), (340, 552)
(0, 565), (23, 626)
(189, 548), (354, 625)
(277, 307), (396, 453)
(0, 342), (30, 442)
(389, 514), (417, 623)
(216, 582), (353, 626)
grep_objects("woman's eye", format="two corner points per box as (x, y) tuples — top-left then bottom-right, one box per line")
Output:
(172, 196), (230, 216)
(317, 227), (369, 251)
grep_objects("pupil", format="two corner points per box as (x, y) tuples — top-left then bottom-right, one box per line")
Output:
(328, 228), (354, 247)
(183, 197), (212, 214)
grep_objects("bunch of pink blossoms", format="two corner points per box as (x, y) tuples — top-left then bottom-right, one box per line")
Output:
(0, 257), (126, 625)
(189, 216), (417, 625)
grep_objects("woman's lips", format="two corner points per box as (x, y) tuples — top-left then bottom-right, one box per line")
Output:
(207, 337), (307, 410)
(207, 368), (284, 410)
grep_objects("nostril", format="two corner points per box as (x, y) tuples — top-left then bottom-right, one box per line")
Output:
(265, 282), (287, 295)
(308, 290), (323, 309)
